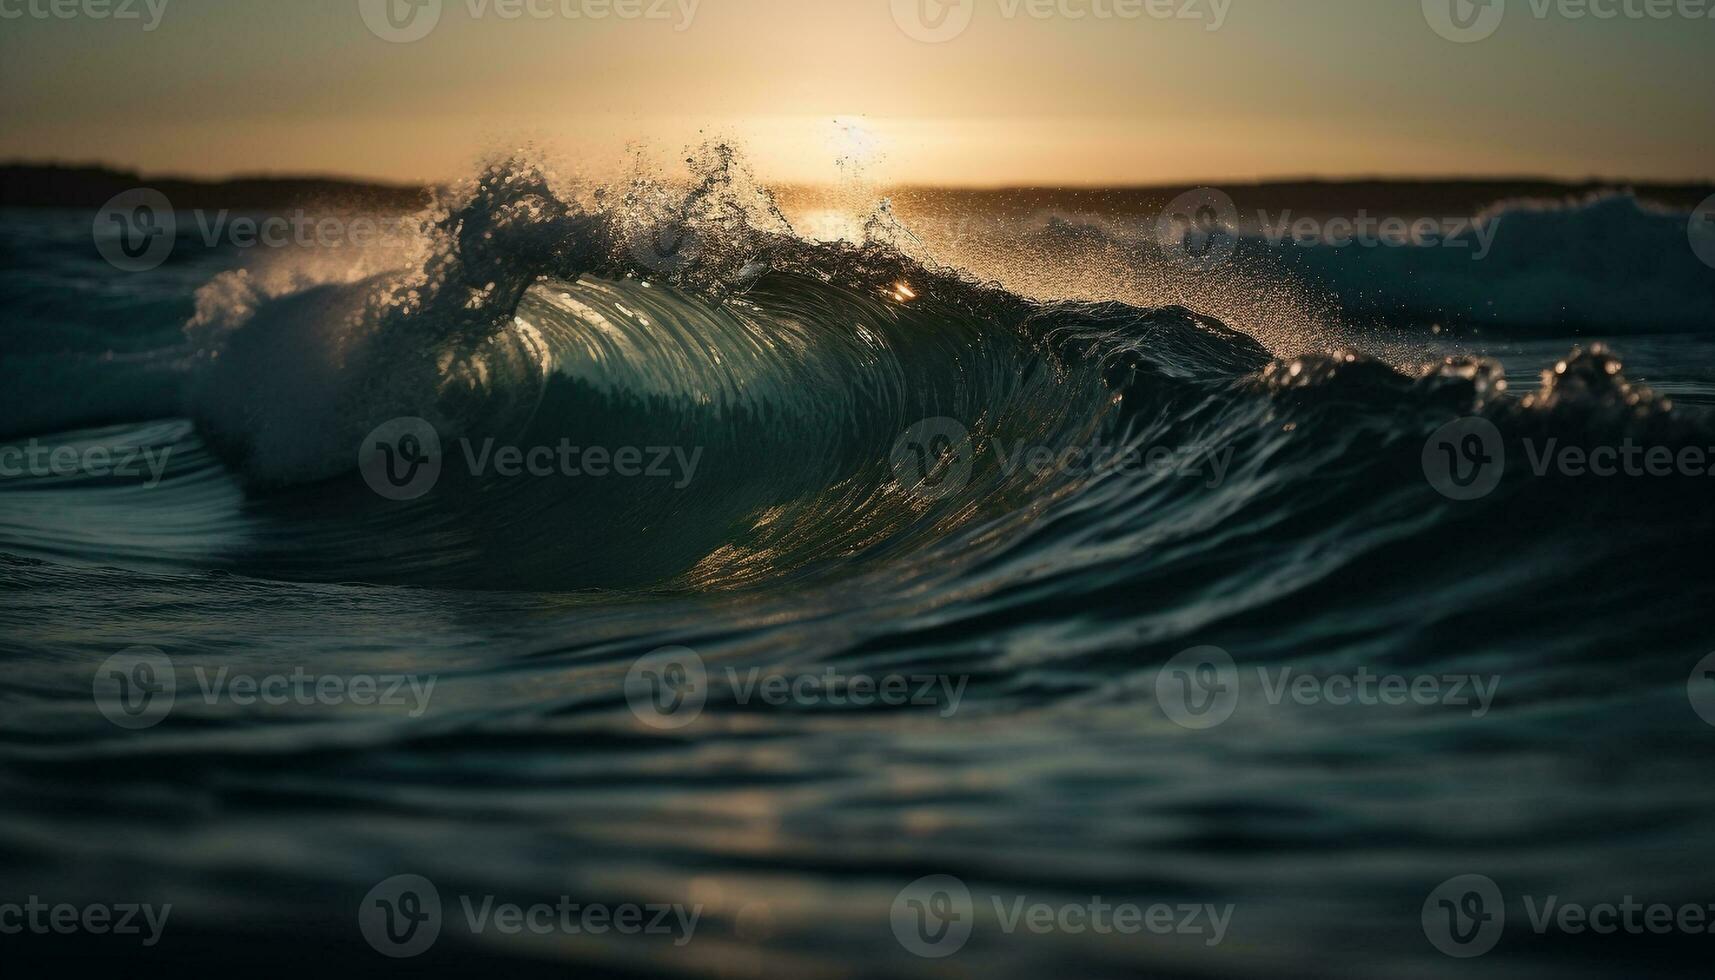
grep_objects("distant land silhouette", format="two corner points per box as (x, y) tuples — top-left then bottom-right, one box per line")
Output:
(0, 163), (431, 210)
(2, 161), (1708, 216)
(876, 179), (1714, 219)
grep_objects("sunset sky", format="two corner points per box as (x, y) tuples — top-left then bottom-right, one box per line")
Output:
(2, 0), (1710, 186)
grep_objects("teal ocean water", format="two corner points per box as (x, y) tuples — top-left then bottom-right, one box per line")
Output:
(3, 163), (1714, 976)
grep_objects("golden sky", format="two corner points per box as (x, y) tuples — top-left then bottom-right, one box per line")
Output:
(2, 0), (1710, 185)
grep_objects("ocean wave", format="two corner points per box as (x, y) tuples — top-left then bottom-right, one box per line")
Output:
(4, 154), (1711, 596)
(1264, 193), (1715, 331)
(1026, 191), (1715, 333)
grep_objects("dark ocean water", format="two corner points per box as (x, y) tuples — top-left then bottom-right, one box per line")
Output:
(3, 165), (1715, 977)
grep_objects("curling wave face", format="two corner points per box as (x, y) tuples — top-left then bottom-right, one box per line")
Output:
(46, 160), (1300, 591)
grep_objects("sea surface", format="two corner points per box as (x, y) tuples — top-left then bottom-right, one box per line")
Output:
(3, 161), (1714, 977)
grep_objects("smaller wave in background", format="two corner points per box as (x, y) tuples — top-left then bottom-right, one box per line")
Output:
(874, 189), (1714, 341)
(1262, 193), (1715, 332)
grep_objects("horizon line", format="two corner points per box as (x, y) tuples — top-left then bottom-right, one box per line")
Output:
(4, 160), (1713, 194)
